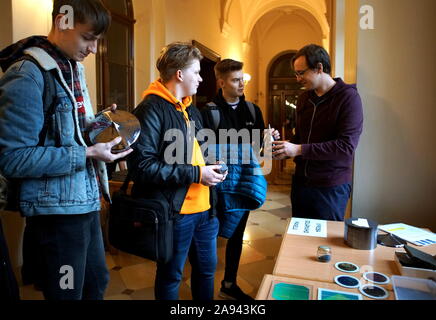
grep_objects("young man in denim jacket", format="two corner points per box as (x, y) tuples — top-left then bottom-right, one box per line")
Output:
(0, 0), (131, 300)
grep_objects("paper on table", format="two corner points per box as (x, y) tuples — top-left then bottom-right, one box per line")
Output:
(287, 218), (327, 238)
(352, 218), (370, 228)
(379, 223), (436, 246)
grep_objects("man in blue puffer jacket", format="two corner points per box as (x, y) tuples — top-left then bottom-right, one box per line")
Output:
(202, 59), (280, 300)
(214, 144), (267, 239)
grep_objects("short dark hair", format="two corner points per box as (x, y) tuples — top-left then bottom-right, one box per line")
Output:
(156, 42), (203, 83)
(52, 0), (111, 35)
(214, 59), (243, 79)
(292, 44), (331, 75)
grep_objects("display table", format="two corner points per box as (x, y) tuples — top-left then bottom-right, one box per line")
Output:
(256, 220), (436, 300)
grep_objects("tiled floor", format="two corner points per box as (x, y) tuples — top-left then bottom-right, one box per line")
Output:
(19, 184), (292, 300)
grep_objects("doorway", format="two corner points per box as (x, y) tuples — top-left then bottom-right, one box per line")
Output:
(192, 40), (221, 110)
(96, 0), (135, 112)
(267, 52), (305, 184)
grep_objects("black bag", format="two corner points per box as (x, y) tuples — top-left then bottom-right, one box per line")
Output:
(108, 174), (174, 264)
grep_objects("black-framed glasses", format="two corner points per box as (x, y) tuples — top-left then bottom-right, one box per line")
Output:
(294, 68), (310, 78)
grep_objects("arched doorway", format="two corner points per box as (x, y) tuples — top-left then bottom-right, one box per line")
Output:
(97, 0), (135, 112)
(267, 52), (305, 184)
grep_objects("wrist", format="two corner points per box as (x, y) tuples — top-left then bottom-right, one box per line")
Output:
(86, 146), (95, 158)
(297, 145), (303, 156)
(197, 166), (203, 184)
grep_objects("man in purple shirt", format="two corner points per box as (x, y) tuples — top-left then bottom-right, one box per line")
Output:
(273, 44), (363, 221)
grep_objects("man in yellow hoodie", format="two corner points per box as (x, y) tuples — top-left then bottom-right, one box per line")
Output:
(128, 42), (226, 300)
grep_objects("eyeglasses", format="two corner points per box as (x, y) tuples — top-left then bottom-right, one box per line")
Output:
(294, 68), (310, 78)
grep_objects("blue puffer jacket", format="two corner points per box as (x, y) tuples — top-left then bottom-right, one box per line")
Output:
(213, 144), (267, 238)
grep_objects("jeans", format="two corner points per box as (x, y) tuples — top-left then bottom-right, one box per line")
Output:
(291, 179), (352, 221)
(223, 211), (249, 284)
(155, 210), (219, 300)
(25, 211), (109, 300)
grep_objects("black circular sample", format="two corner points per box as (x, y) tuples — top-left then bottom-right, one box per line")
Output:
(335, 262), (359, 273)
(359, 284), (389, 299)
(363, 272), (390, 284)
(335, 275), (360, 288)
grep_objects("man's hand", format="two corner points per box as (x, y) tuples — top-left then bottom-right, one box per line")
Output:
(200, 165), (226, 187)
(86, 137), (133, 163)
(100, 103), (118, 114)
(272, 141), (302, 160)
(264, 128), (281, 141)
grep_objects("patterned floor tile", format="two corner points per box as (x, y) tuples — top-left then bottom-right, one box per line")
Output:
(243, 225), (275, 241)
(111, 252), (149, 268)
(119, 262), (156, 290)
(268, 206), (292, 219)
(247, 236), (284, 258)
(258, 200), (287, 211)
(105, 269), (127, 297)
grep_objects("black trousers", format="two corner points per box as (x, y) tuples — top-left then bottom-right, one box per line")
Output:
(0, 218), (20, 300)
(23, 212), (109, 300)
(223, 211), (250, 283)
(291, 178), (351, 221)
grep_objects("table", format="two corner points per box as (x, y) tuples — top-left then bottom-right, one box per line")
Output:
(256, 220), (436, 300)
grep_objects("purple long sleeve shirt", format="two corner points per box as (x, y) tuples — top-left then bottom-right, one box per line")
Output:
(292, 78), (363, 187)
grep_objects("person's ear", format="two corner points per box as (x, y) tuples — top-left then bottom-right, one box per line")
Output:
(217, 78), (224, 89)
(317, 63), (324, 74)
(176, 69), (183, 82)
(54, 14), (66, 31)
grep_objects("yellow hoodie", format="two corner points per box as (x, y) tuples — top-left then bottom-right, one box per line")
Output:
(142, 80), (210, 214)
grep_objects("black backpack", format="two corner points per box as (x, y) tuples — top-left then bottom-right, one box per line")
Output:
(0, 55), (58, 211)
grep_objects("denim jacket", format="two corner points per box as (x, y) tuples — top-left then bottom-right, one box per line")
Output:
(0, 47), (110, 217)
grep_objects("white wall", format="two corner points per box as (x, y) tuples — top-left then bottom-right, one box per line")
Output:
(353, 0), (436, 230)
(12, 0), (52, 42)
(132, 0), (167, 105)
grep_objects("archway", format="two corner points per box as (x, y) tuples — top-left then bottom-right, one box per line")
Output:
(267, 51), (306, 185)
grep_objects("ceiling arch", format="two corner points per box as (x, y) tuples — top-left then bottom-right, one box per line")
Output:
(252, 8), (324, 43)
(221, 0), (329, 47)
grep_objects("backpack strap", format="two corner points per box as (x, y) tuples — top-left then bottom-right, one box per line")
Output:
(206, 101), (256, 130)
(18, 55), (58, 146)
(206, 102), (220, 131)
(38, 64), (58, 146)
(246, 101), (256, 123)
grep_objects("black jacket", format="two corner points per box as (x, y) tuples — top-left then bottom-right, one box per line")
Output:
(201, 89), (265, 142)
(128, 94), (216, 215)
